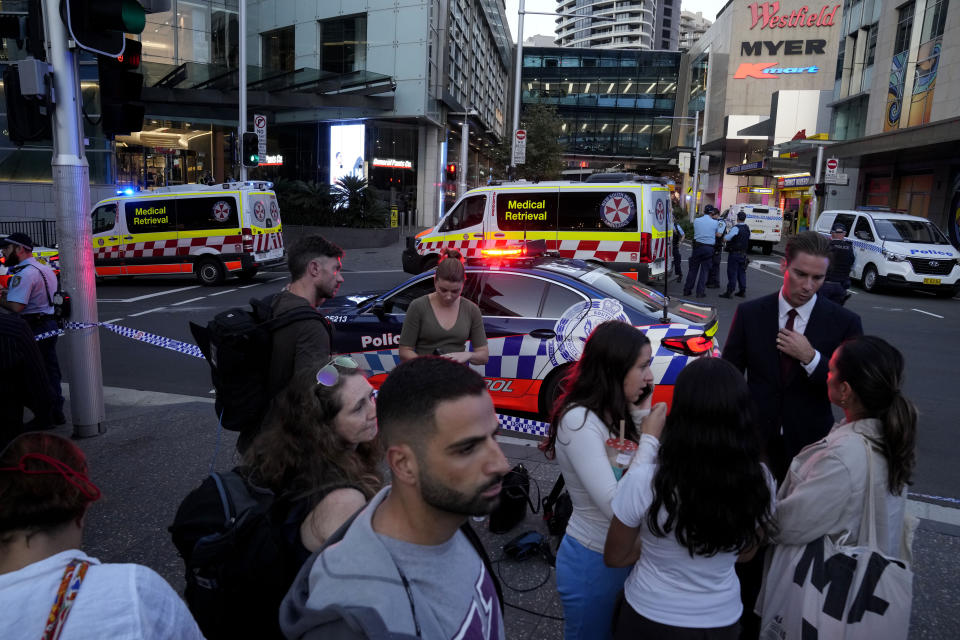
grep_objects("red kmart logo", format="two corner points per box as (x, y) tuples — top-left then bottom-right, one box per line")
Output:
(733, 62), (820, 78)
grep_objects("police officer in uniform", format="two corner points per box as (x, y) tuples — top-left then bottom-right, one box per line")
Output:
(683, 206), (725, 298)
(821, 222), (856, 305)
(719, 211), (750, 299)
(706, 207), (731, 288)
(0, 232), (65, 425)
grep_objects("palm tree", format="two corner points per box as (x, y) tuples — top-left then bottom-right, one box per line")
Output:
(331, 175), (387, 227)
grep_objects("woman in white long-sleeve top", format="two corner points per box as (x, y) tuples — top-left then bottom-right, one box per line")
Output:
(541, 320), (666, 640)
(758, 335), (918, 614)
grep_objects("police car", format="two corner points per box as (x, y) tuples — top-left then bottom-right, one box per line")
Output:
(324, 247), (718, 419)
(815, 208), (960, 297)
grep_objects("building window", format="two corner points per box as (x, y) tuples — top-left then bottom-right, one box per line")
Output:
(896, 174), (933, 216)
(320, 14), (368, 74)
(212, 9), (239, 69)
(865, 23), (878, 66)
(921, 0), (949, 40)
(893, 2), (914, 54)
(261, 27), (295, 72)
(664, 8), (672, 16)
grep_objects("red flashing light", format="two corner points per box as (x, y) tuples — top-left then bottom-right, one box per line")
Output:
(481, 247), (525, 257)
(579, 161), (588, 168)
(638, 232), (652, 263)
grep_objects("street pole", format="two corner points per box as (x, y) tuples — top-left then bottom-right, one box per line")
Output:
(42, 0), (105, 436)
(510, 0), (525, 178)
(238, 0), (247, 182)
(811, 144), (824, 230)
(459, 117), (469, 198)
(691, 110), (701, 216)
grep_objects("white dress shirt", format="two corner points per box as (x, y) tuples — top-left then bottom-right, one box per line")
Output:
(777, 291), (820, 375)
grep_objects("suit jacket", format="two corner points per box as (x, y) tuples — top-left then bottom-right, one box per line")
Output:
(722, 292), (863, 468)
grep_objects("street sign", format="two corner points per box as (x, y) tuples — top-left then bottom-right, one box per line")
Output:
(512, 129), (526, 165)
(390, 205), (398, 228)
(824, 173), (848, 185)
(254, 114), (267, 157)
(825, 157), (838, 177)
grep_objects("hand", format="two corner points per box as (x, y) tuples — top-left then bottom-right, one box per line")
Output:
(777, 328), (815, 364)
(640, 403), (667, 440)
(442, 351), (472, 364)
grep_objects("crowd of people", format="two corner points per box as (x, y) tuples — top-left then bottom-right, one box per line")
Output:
(0, 232), (919, 639)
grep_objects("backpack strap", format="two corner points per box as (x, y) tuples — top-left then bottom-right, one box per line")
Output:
(254, 295), (334, 342)
(42, 559), (90, 640)
(542, 474), (566, 512)
(460, 520), (504, 613)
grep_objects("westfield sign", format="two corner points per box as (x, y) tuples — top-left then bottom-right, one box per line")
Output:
(748, 2), (840, 29)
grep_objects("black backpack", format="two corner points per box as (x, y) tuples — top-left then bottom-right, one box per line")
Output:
(189, 295), (331, 434)
(169, 469), (290, 640)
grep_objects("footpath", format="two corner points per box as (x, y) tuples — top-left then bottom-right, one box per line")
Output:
(45, 238), (958, 639)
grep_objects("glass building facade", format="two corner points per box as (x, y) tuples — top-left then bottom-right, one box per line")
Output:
(521, 47), (681, 161)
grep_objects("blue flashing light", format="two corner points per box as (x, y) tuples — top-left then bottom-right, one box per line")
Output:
(116, 187), (136, 196)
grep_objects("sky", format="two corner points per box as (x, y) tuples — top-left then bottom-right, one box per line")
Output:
(504, 0), (728, 42)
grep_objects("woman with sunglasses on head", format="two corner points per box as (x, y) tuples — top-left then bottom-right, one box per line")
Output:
(398, 248), (488, 365)
(0, 433), (203, 639)
(603, 357), (776, 640)
(541, 320), (667, 640)
(757, 336), (918, 627)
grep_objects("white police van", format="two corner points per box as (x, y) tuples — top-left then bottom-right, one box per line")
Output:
(724, 203), (783, 255)
(815, 208), (960, 297)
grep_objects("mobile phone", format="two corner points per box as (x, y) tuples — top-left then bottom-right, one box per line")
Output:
(637, 385), (653, 404)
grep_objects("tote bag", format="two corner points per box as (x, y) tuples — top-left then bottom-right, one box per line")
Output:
(759, 437), (914, 640)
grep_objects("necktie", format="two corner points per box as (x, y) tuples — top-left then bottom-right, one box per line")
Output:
(779, 308), (798, 381)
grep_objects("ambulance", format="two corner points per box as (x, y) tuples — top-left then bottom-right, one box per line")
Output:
(402, 177), (672, 282)
(90, 182), (284, 285)
(724, 203), (783, 255)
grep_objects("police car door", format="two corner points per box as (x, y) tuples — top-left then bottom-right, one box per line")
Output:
(852, 215), (878, 278)
(491, 188), (558, 251)
(90, 201), (124, 275)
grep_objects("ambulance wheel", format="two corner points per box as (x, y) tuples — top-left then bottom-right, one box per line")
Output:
(237, 268), (259, 281)
(539, 364), (573, 418)
(762, 243), (773, 256)
(196, 258), (225, 286)
(422, 254), (439, 272)
(860, 264), (880, 293)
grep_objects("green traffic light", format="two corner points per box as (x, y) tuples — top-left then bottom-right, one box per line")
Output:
(120, 0), (146, 34)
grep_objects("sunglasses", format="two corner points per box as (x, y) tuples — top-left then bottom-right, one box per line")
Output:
(315, 355), (361, 387)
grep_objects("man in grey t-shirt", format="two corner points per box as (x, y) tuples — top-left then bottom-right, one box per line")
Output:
(281, 357), (510, 639)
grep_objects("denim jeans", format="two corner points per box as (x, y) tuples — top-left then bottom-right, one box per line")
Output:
(556, 534), (631, 640)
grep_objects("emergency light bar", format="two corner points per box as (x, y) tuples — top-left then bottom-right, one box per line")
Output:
(478, 239), (549, 259)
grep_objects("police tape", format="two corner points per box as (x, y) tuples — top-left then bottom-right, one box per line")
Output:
(34, 319), (552, 437)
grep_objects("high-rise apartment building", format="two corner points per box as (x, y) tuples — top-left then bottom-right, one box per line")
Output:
(555, 0), (679, 50)
(678, 10), (711, 52)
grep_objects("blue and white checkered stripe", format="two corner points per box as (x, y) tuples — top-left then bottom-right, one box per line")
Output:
(100, 323), (206, 359)
(477, 334), (553, 379)
(498, 414), (548, 437)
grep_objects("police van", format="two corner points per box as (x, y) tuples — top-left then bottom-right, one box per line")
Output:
(724, 203), (783, 255)
(815, 208), (960, 297)
(402, 178), (672, 282)
(90, 182), (284, 285)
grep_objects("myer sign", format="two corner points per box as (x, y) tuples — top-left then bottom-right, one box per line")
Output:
(734, 3), (839, 80)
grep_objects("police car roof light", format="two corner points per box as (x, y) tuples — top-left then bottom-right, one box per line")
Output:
(478, 238), (548, 260)
(661, 334), (714, 356)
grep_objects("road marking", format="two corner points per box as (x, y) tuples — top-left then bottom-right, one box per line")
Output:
(238, 283), (260, 289)
(171, 297), (206, 306)
(911, 308), (943, 319)
(96, 299), (126, 303)
(345, 269), (404, 274)
(129, 306), (166, 317)
(101, 318), (123, 324)
(110, 285), (201, 303)
(208, 288), (237, 296)
(268, 276), (286, 282)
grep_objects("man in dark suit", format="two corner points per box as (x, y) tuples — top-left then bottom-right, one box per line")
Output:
(723, 231), (863, 481)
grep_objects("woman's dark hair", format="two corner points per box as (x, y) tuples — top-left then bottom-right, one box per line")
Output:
(833, 335), (917, 494)
(542, 321), (650, 459)
(0, 433), (100, 542)
(244, 365), (383, 503)
(435, 248), (465, 282)
(647, 358), (776, 556)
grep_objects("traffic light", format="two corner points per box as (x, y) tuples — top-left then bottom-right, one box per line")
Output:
(98, 38), (144, 137)
(814, 183), (825, 197)
(241, 132), (260, 167)
(60, 0), (147, 57)
(446, 162), (457, 181)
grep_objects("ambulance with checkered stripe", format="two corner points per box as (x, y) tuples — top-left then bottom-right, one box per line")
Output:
(326, 247), (718, 418)
(89, 182), (284, 285)
(402, 178), (673, 283)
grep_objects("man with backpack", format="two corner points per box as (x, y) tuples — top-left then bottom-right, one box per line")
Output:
(280, 357), (509, 640)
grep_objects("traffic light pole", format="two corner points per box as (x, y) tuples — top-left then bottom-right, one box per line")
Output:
(43, 0), (105, 436)
(238, 0), (247, 182)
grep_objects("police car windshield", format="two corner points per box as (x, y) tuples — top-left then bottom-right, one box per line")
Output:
(578, 266), (666, 313)
(874, 219), (950, 244)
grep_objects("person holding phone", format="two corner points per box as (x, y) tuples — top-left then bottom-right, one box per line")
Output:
(541, 321), (667, 640)
(603, 358), (776, 639)
(398, 249), (488, 365)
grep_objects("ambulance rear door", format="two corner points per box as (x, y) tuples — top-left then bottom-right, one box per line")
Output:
(647, 186), (670, 276)
(489, 187), (559, 252)
(90, 199), (124, 276)
(245, 190), (284, 261)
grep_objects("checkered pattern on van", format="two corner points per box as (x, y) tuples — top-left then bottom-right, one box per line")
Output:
(93, 235), (243, 260)
(417, 236), (667, 263)
(253, 232), (283, 253)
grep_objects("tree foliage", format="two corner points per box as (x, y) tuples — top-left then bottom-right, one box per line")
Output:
(491, 103), (566, 181)
(273, 175), (388, 227)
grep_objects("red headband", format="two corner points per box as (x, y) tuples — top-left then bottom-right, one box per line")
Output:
(0, 453), (102, 502)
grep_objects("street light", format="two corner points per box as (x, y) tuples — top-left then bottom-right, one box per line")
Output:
(510, 3), (617, 176)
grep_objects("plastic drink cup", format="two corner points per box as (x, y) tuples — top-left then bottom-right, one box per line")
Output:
(605, 438), (638, 480)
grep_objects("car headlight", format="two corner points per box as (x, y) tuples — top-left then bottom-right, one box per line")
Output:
(882, 249), (906, 262)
